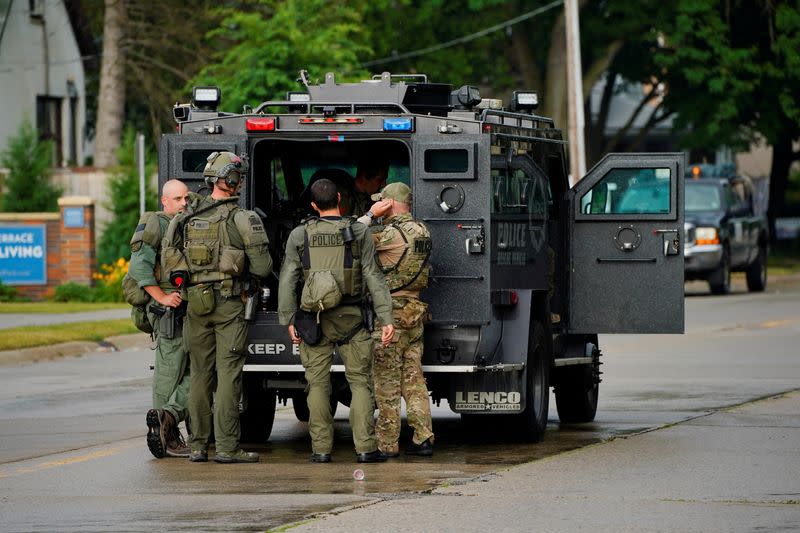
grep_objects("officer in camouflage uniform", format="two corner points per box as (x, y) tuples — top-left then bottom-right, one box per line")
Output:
(358, 182), (434, 456)
(128, 179), (191, 459)
(162, 152), (273, 464)
(278, 177), (394, 463)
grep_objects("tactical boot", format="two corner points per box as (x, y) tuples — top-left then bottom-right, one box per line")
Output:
(146, 409), (174, 459)
(214, 449), (260, 463)
(189, 449), (208, 462)
(405, 438), (433, 457)
(166, 425), (190, 458)
(356, 450), (388, 463)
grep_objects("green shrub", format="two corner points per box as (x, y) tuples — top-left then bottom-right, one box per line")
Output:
(0, 281), (19, 302)
(96, 129), (156, 266)
(1, 120), (62, 212)
(54, 282), (94, 302)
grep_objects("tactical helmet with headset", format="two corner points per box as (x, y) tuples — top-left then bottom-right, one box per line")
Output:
(203, 151), (248, 188)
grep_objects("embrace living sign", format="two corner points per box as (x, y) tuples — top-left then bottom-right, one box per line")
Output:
(0, 225), (47, 285)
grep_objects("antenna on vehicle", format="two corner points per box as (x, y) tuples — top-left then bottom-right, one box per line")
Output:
(297, 69), (310, 89)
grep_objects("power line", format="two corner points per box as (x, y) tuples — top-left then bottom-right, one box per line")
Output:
(360, 0), (564, 68)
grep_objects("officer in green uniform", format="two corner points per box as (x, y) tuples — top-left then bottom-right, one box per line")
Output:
(351, 158), (388, 217)
(128, 179), (191, 459)
(162, 152), (273, 464)
(278, 177), (394, 463)
(358, 182), (435, 456)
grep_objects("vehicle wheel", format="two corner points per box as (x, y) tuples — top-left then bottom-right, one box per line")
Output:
(709, 246), (731, 295)
(555, 364), (599, 424)
(291, 390), (338, 422)
(514, 320), (550, 442)
(240, 377), (276, 443)
(746, 243), (768, 292)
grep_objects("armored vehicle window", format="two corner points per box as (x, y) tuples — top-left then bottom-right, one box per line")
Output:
(581, 168), (671, 215)
(182, 150), (218, 172)
(424, 149), (469, 173)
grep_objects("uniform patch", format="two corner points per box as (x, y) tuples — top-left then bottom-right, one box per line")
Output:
(135, 223), (146, 232)
(131, 241), (143, 252)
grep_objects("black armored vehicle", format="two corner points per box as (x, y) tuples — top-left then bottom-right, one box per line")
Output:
(160, 72), (686, 442)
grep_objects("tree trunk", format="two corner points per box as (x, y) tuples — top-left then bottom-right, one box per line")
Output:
(93, 0), (126, 168)
(767, 135), (796, 244)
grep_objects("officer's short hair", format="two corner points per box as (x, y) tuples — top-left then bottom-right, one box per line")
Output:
(311, 178), (338, 210)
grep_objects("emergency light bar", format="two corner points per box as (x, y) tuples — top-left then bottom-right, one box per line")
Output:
(383, 118), (414, 131)
(298, 117), (364, 124)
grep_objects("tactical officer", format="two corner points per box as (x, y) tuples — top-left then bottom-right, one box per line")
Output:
(351, 158), (388, 216)
(128, 179), (191, 459)
(162, 151), (273, 464)
(278, 177), (394, 463)
(358, 182), (435, 457)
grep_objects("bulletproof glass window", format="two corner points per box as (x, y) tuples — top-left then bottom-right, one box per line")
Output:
(580, 168), (671, 215)
(685, 183), (722, 211)
(424, 149), (469, 173)
(182, 149), (218, 172)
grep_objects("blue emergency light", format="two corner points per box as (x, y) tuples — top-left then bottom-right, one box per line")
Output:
(383, 118), (414, 132)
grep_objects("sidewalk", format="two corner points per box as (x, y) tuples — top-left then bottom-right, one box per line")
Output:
(292, 390), (800, 533)
(0, 308), (131, 329)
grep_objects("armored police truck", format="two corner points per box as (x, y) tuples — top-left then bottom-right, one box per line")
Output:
(160, 71), (685, 443)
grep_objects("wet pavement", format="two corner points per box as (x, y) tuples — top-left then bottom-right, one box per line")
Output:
(0, 274), (798, 531)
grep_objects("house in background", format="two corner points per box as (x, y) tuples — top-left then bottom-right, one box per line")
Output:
(0, 0), (94, 167)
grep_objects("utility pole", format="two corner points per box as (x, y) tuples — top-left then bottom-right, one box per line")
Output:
(564, 0), (586, 183)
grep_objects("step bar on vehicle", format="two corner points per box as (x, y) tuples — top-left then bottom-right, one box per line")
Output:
(243, 363), (526, 373)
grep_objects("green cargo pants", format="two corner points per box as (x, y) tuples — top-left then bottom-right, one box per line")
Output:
(184, 290), (249, 454)
(147, 305), (189, 424)
(299, 304), (377, 454)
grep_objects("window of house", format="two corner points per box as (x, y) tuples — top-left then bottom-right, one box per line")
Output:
(36, 96), (63, 166)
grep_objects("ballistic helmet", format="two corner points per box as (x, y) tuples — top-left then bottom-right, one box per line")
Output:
(203, 151), (247, 188)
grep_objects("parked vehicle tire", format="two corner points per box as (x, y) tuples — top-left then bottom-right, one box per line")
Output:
(240, 376), (276, 443)
(555, 363), (599, 424)
(514, 320), (550, 442)
(709, 246), (731, 295)
(746, 243), (768, 292)
(291, 390), (338, 422)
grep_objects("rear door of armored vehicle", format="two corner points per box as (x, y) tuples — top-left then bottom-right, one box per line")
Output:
(568, 153), (686, 334)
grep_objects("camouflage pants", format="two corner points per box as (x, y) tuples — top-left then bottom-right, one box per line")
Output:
(373, 316), (434, 453)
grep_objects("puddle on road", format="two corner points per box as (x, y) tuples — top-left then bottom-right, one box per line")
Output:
(157, 414), (638, 498)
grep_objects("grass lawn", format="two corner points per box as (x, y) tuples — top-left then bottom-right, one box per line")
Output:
(0, 319), (139, 351)
(0, 302), (129, 314)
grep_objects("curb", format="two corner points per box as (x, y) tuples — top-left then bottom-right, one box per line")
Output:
(0, 333), (151, 367)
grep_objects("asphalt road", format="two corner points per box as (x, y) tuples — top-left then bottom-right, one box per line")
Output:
(0, 275), (798, 532)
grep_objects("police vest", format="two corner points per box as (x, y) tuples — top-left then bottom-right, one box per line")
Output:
(301, 217), (362, 300)
(379, 216), (432, 293)
(161, 197), (245, 286)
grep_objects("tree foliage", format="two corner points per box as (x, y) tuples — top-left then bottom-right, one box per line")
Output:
(1, 121), (62, 212)
(192, 0), (372, 113)
(96, 129), (157, 266)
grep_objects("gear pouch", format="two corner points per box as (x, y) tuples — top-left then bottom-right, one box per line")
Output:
(131, 305), (153, 334)
(122, 273), (150, 306)
(187, 283), (215, 316)
(294, 309), (322, 346)
(219, 246), (245, 275)
(393, 299), (428, 329)
(300, 270), (343, 313)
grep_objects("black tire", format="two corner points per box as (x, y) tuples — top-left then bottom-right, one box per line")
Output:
(291, 390), (338, 422)
(746, 243), (768, 292)
(709, 246), (731, 295)
(240, 377), (276, 444)
(555, 365), (599, 423)
(514, 321), (550, 442)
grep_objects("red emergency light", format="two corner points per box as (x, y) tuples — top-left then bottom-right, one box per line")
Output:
(246, 117), (276, 131)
